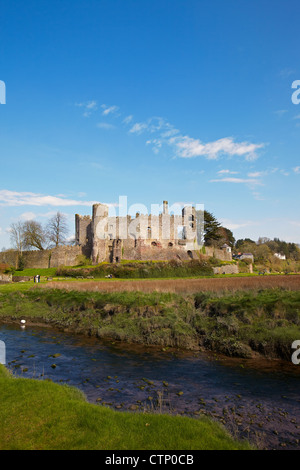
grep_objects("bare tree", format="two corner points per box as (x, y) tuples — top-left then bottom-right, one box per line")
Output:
(9, 222), (25, 255)
(46, 212), (69, 247)
(23, 220), (46, 251)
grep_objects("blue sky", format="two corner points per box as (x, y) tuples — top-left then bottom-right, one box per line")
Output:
(0, 0), (300, 248)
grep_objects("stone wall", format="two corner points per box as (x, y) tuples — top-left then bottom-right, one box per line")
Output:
(75, 214), (92, 257)
(205, 246), (232, 262)
(0, 250), (19, 267)
(0, 246), (83, 269)
(0, 273), (12, 282)
(212, 264), (239, 275)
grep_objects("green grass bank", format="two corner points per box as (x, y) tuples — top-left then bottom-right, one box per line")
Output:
(0, 285), (299, 360)
(0, 365), (251, 450)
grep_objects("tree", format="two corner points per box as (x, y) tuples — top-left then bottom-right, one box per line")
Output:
(215, 226), (235, 248)
(235, 238), (256, 250)
(257, 237), (270, 245)
(9, 222), (25, 255)
(46, 212), (69, 247)
(203, 211), (221, 246)
(23, 220), (46, 251)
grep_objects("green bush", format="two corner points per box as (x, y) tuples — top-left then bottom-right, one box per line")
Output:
(57, 260), (214, 279)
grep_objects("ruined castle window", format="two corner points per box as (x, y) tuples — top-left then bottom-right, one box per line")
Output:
(108, 233), (113, 240)
(151, 241), (157, 247)
(147, 227), (151, 238)
(177, 226), (185, 240)
(168, 242), (173, 247)
(190, 222), (194, 228)
(187, 250), (193, 259)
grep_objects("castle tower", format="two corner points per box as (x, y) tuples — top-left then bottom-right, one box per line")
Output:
(91, 203), (109, 264)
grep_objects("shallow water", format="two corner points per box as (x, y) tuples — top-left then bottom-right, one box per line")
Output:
(1, 323), (300, 450)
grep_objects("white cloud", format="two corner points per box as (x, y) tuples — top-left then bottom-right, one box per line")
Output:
(0, 190), (99, 207)
(20, 212), (37, 221)
(85, 101), (97, 110)
(218, 169), (239, 175)
(129, 117), (177, 137)
(101, 104), (119, 116)
(20, 210), (59, 221)
(248, 171), (264, 177)
(169, 136), (265, 161)
(75, 100), (97, 117)
(293, 166), (300, 174)
(76, 99), (265, 161)
(210, 177), (263, 186)
(129, 122), (149, 134)
(220, 218), (257, 231)
(123, 115), (133, 124)
(146, 138), (162, 153)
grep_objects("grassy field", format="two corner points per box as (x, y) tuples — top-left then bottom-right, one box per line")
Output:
(39, 273), (300, 293)
(13, 267), (58, 277)
(0, 365), (251, 450)
(0, 283), (299, 359)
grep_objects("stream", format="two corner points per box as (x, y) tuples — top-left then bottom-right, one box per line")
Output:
(1, 323), (300, 450)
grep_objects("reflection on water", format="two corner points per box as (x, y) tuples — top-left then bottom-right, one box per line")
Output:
(1, 323), (300, 450)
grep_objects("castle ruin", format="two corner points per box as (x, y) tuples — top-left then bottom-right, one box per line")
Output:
(75, 200), (232, 264)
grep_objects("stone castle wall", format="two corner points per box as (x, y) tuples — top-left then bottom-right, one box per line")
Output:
(212, 264), (239, 275)
(0, 246), (83, 269)
(77, 202), (211, 264)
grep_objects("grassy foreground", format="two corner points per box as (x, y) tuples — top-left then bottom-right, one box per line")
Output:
(0, 365), (251, 450)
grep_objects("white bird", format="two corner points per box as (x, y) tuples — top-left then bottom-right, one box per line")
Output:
(20, 319), (26, 324)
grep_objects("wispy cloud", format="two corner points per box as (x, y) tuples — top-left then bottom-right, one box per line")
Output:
(218, 169), (239, 175)
(293, 166), (300, 174)
(20, 211), (37, 221)
(248, 171), (264, 178)
(210, 177), (263, 186)
(220, 218), (258, 231)
(97, 122), (116, 130)
(76, 100), (265, 161)
(101, 104), (119, 116)
(123, 115), (133, 124)
(0, 190), (99, 207)
(170, 136), (264, 161)
(75, 100), (98, 117)
(279, 68), (295, 78)
(129, 117), (179, 138)
(274, 109), (288, 117)
(129, 122), (149, 134)
(20, 210), (58, 221)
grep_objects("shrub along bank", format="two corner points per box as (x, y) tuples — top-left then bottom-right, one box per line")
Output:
(56, 259), (215, 279)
